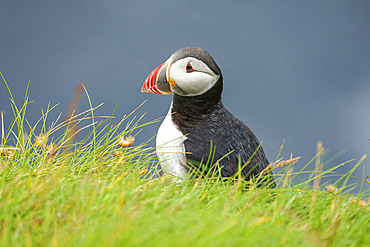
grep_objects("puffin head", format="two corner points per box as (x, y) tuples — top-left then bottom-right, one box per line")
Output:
(141, 47), (222, 97)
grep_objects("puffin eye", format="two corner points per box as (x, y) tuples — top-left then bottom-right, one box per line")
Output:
(186, 63), (194, 72)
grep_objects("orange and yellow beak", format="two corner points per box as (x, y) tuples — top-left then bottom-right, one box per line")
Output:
(141, 58), (176, 95)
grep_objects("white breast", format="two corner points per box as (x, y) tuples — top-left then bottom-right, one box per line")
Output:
(156, 102), (188, 178)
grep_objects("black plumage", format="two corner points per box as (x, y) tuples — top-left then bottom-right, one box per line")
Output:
(172, 78), (275, 187)
(169, 47), (275, 187)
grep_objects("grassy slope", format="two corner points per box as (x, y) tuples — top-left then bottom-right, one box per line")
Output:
(1, 159), (369, 247)
(0, 75), (369, 246)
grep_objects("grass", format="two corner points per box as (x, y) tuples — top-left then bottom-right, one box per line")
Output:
(0, 74), (369, 246)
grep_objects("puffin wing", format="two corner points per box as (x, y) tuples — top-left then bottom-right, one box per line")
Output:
(183, 107), (273, 183)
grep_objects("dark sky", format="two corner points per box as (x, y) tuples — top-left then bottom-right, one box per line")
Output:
(1, 1), (369, 189)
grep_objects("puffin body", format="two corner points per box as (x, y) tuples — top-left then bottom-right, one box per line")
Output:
(142, 47), (275, 187)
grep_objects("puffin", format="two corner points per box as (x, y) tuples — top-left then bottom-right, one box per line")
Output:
(141, 47), (275, 187)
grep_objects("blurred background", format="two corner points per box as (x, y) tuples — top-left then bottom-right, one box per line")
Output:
(1, 1), (369, 189)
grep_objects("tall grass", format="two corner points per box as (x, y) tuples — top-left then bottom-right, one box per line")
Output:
(0, 74), (369, 246)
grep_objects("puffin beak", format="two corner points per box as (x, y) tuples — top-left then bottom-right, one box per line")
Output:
(141, 58), (175, 94)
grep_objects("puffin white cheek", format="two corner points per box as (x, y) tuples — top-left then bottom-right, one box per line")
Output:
(181, 73), (213, 94)
(172, 72), (218, 96)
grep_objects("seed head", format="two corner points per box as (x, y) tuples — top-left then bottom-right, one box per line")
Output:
(357, 200), (368, 207)
(139, 169), (147, 176)
(348, 197), (369, 207)
(113, 151), (123, 157)
(46, 143), (58, 156)
(118, 135), (135, 147)
(325, 184), (339, 195)
(0, 147), (17, 158)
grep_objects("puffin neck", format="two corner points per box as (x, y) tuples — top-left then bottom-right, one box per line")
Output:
(171, 77), (223, 120)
